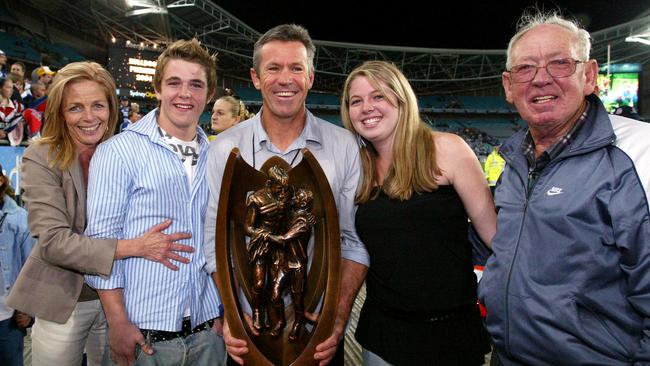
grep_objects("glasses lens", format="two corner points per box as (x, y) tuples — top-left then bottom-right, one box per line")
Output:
(510, 59), (579, 82)
(547, 59), (577, 78)
(511, 65), (534, 83)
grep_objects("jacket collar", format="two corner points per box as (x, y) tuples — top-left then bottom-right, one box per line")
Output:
(500, 94), (615, 168)
(67, 151), (86, 205)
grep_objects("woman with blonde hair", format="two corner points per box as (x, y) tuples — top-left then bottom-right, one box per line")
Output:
(341, 60), (496, 365)
(7, 61), (195, 366)
(209, 95), (250, 140)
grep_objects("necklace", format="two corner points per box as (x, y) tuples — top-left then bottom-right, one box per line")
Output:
(251, 134), (301, 169)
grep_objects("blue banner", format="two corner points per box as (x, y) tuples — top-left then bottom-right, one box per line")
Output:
(0, 146), (26, 193)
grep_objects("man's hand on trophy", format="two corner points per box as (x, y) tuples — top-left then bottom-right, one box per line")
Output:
(223, 318), (250, 365)
(309, 310), (346, 366)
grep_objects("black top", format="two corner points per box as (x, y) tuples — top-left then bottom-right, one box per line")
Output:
(356, 185), (477, 312)
(354, 185), (488, 365)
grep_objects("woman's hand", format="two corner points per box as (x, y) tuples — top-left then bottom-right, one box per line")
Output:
(115, 220), (194, 270)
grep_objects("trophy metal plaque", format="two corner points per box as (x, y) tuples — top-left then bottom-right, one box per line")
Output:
(213, 148), (341, 366)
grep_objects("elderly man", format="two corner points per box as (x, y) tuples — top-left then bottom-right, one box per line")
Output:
(478, 11), (650, 366)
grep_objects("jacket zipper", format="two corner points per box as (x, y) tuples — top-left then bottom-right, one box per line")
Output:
(503, 167), (539, 357)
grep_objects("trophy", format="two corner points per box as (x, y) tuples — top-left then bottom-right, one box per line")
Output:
(213, 148), (341, 365)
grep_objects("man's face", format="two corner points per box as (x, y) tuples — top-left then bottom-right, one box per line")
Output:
(502, 24), (597, 132)
(250, 41), (314, 121)
(32, 85), (46, 99)
(10, 64), (23, 76)
(0, 55), (6, 66)
(155, 59), (209, 139)
(40, 74), (53, 85)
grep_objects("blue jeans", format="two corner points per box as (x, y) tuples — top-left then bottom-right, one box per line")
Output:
(104, 328), (226, 366)
(0, 317), (24, 366)
(363, 348), (394, 366)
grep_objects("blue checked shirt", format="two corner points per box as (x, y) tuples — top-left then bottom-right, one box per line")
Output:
(85, 109), (222, 332)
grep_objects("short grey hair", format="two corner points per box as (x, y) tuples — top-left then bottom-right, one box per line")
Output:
(506, 11), (591, 70)
(253, 24), (316, 75)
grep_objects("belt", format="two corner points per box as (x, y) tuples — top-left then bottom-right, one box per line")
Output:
(141, 318), (214, 343)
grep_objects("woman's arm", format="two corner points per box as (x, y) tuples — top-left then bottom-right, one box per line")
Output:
(434, 132), (497, 247)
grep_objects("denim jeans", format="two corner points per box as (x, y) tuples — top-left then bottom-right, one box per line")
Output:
(362, 348), (394, 366)
(0, 317), (25, 366)
(104, 328), (226, 366)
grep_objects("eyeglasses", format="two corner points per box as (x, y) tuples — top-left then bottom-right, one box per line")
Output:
(508, 58), (585, 83)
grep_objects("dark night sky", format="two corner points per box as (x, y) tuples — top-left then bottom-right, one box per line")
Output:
(216, 0), (648, 49)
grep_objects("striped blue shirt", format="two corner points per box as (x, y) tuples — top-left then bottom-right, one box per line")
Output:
(85, 109), (222, 332)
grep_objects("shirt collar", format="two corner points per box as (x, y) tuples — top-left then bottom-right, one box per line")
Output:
(521, 99), (590, 172)
(251, 108), (323, 153)
(129, 108), (209, 148)
(1, 195), (18, 213)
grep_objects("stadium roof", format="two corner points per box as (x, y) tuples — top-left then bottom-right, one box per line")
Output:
(14, 0), (650, 94)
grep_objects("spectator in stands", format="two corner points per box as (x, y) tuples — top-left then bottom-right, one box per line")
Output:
(0, 164), (35, 366)
(35, 67), (55, 89)
(130, 101), (140, 115)
(23, 106), (43, 141)
(23, 82), (46, 109)
(120, 109), (141, 131)
(8, 73), (24, 103)
(207, 24), (369, 366)
(10, 63), (29, 99)
(208, 96), (250, 140)
(7, 61), (195, 366)
(0, 77), (25, 146)
(118, 96), (130, 130)
(10, 63), (25, 78)
(20, 82), (47, 139)
(479, 11), (650, 365)
(341, 60), (495, 365)
(119, 101), (141, 132)
(0, 51), (7, 78)
(85, 39), (225, 366)
(483, 145), (505, 195)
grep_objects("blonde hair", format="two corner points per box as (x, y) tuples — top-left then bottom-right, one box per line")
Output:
(341, 61), (440, 202)
(216, 96), (251, 121)
(153, 38), (217, 101)
(40, 62), (119, 170)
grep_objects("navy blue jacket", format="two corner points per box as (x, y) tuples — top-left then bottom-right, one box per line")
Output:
(479, 96), (650, 365)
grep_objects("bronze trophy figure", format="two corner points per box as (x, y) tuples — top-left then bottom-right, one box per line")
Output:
(244, 165), (293, 335)
(274, 188), (316, 341)
(214, 148), (341, 366)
